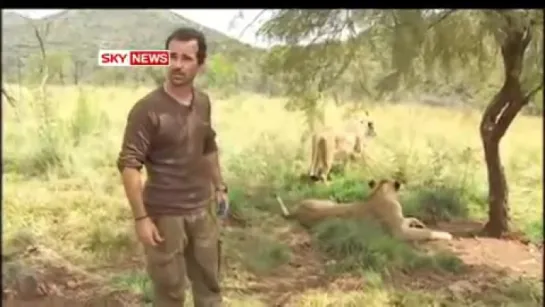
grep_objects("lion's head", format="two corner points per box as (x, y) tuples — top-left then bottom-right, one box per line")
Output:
(361, 111), (377, 138)
(368, 179), (401, 196)
(345, 110), (376, 138)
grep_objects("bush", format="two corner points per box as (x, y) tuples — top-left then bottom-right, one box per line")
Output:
(4, 87), (111, 178)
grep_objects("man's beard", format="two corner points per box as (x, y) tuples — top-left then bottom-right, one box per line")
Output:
(169, 71), (194, 87)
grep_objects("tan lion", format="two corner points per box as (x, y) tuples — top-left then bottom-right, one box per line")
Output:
(275, 179), (453, 241)
(308, 112), (376, 182)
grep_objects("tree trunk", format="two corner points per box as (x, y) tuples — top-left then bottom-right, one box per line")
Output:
(479, 18), (533, 238)
(59, 69), (65, 85)
(481, 139), (509, 237)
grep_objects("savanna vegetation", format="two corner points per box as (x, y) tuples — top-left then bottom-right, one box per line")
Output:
(2, 8), (543, 307)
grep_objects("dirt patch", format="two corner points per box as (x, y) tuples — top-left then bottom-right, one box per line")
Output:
(375, 221), (543, 303)
(431, 220), (543, 279)
(2, 245), (141, 307)
(222, 212), (248, 228)
(434, 220), (485, 236)
(442, 237), (541, 277)
(3, 291), (137, 307)
(227, 224), (329, 306)
(3, 296), (85, 307)
(238, 220), (543, 306)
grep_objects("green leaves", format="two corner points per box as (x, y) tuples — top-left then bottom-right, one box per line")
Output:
(257, 9), (542, 114)
(207, 53), (238, 87)
(258, 10), (348, 44)
(520, 10), (544, 98)
(258, 10), (368, 121)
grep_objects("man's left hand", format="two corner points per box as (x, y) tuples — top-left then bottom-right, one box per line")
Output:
(215, 188), (229, 219)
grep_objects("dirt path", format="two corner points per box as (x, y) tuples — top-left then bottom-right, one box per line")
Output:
(249, 220), (543, 305)
(3, 220), (543, 306)
(434, 220), (542, 278)
(229, 225), (329, 306)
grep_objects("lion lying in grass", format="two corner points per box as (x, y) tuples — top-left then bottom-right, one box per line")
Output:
(308, 111), (377, 182)
(276, 179), (453, 241)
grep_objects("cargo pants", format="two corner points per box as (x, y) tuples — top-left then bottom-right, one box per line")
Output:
(145, 206), (222, 307)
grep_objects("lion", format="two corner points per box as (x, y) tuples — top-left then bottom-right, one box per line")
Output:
(308, 112), (377, 182)
(275, 179), (453, 241)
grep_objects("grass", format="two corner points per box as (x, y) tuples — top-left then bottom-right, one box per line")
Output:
(311, 218), (466, 275)
(2, 84), (543, 306)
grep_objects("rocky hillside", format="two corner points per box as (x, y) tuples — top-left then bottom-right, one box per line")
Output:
(1, 10), (262, 86)
(3, 11), (30, 26)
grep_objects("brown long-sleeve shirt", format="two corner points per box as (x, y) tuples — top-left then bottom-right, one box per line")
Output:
(117, 86), (218, 216)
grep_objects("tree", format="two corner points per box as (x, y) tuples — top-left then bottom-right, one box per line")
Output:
(257, 10), (366, 130)
(256, 9), (543, 238)
(2, 86), (16, 108)
(26, 51), (71, 84)
(206, 53), (239, 96)
(69, 54), (86, 85)
(47, 51), (71, 84)
(143, 67), (165, 86)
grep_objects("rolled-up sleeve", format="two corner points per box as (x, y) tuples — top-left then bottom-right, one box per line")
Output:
(117, 102), (155, 172)
(203, 97), (218, 155)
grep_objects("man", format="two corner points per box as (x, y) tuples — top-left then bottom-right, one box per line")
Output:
(117, 27), (227, 307)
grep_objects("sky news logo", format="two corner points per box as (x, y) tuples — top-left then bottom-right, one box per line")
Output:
(98, 50), (170, 67)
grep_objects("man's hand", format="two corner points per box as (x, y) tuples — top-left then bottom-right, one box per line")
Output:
(135, 217), (164, 246)
(215, 189), (229, 219)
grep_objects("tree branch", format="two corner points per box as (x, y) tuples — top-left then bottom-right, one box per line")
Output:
(522, 81), (544, 104)
(427, 9), (457, 30)
(480, 84), (508, 136)
(521, 25), (532, 50)
(317, 43), (357, 92)
(391, 10), (400, 27)
(239, 9), (268, 39)
(29, 21), (47, 61)
(493, 78), (539, 140)
(2, 86), (16, 108)
(494, 9), (514, 26)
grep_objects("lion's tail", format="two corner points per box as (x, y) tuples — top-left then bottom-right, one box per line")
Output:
(396, 228), (453, 241)
(428, 230), (453, 240)
(275, 194), (292, 218)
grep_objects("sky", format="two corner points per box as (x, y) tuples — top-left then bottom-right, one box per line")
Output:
(6, 9), (272, 47)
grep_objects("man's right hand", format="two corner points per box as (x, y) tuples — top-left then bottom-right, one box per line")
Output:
(135, 217), (164, 246)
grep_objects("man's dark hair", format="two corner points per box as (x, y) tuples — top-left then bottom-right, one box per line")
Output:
(165, 27), (207, 65)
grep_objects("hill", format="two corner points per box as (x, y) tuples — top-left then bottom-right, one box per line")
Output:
(1, 10), (264, 88)
(2, 11), (30, 26)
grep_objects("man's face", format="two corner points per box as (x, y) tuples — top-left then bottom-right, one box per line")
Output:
(166, 39), (201, 87)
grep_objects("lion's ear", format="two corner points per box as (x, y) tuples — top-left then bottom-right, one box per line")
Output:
(368, 180), (376, 188)
(394, 180), (401, 191)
